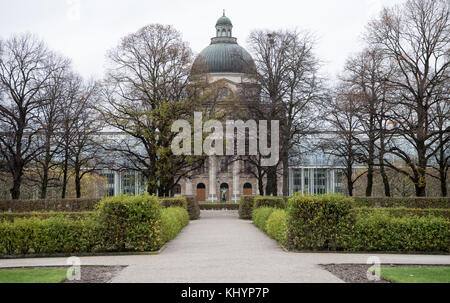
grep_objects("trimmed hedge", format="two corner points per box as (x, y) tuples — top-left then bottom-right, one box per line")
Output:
(161, 207), (189, 242)
(287, 194), (356, 251)
(351, 213), (450, 252)
(352, 207), (450, 220)
(97, 194), (163, 252)
(353, 197), (450, 209)
(254, 196), (286, 209)
(266, 209), (288, 245)
(0, 211), (93, 222)
(159, 197), (187, 209)
(185, 196), (200, 220)
(199, 203), (239, 210)
(0, 216), (102, 256)
(0, 198), (100, 212)
(252, 207), (276, 232)
(239, 196), (254, 219)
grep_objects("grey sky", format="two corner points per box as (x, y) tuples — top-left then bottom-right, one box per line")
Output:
(0, 0), (405, 80)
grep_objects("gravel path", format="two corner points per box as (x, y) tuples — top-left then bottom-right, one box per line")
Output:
(1, 210), (449, 283)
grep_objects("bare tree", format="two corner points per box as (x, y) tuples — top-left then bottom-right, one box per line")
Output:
(342, 48), (395, 196)
(319, 88), (366, 197)
(0, 34), (66, 199)
(247, 29), (322, 196)
(366, 0), (450, 196)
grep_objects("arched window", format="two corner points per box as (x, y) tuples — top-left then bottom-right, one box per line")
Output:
(221, 87), (228, 97)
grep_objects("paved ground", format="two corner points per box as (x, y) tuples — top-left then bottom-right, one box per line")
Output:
(1, 210), (449, 283)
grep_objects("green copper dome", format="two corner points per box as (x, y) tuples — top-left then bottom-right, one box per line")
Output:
(192, 13), (256, 75)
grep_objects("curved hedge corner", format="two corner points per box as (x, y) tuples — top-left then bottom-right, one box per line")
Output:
(161, 207), (189, 242)
(266, 209), (288, 245)
(97, 194), (163, 252)
(159, 197), (187, 209)
(252, 207), (276, 232)
(185, 196), (200, 220)
(239, 196), (254, 219)
(254, 196), (286, 209)
(287, 194), (356, 251)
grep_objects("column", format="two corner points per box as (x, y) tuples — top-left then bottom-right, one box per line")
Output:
(289, 168), (294, 195)
(232, 159), (240, 202)
(114, 171), (120, 196)
(185, 178), (193, 196)
(208, 156), (218, 202)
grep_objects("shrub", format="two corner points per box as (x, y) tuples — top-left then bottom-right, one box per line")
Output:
(0, 211), (93, 222)
(239, 196), (254, 219)
(252, 207), (276, 232)
(352, 207), (450, 220)
(350, 213), (450, 252)
(185, 196), (200, 220)
(287, 194), (356, 251)
(0, 215), (102, 256)
(0, 199), (100, 212)
(96, 194), (163, 252)
(159, 197), (187, 209)
(353, 197), (450, 209)
(266, 209), (288, 245)
(254, 196), (286, 209)
(160, 207), (189, 242)
(200, 203), (239, 210)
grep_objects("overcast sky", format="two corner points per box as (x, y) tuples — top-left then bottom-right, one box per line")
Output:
(0, 0), (405, 81)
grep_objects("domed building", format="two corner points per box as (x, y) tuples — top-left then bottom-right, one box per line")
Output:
(177, 12), (267, 202)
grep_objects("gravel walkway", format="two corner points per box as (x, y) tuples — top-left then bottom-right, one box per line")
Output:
(1, 210), (449, 283)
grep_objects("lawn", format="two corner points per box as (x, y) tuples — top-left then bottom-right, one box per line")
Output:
(379, 267), (450, 283)
(0, 268), (68, 283)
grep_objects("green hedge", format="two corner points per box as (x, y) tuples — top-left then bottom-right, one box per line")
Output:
(239, 196), (254, 219)
(254, 196), (286, 209)
(185, 196), (200, 220)
(353, 197), (450, 209)
(0, 216), (102, 256)
(161, 207), (189, 243)
(97, 194), (163, 252)
(352, 207), (450, 220)
(159, 197), (187, 209)
(287, 194), (356, 251)
(351, 213), (450, 252)
(252, 207), (276, 232)
(266, 209), (288, 245)
(0, 211), (93, 222)
(0, 199), (100, 212)
(199, 203), (239, 210)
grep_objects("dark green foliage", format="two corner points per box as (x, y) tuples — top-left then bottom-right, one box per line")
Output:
(351, 213), (450, 252)
(96, 194), (163, 252)
(287, 194), (356, 251)
(0, 211), (93, 222)
(266, 209), (288, 245)
(254, 196), (286, 209)
(160, 207), (189, 242)
(352, 207), (450, 220)
(199, 203), (239, 210)
(0, 199), (100, 212)
(252, 207), (276, 232)
(353, 197), (450, 209)
(239, 196), (254, 219)
(185, 196), (200, 220)
(159, 197), (187, 209)
(0, 215), (102, 256)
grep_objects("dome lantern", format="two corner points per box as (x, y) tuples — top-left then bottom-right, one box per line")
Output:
(216, 10), (233, 37)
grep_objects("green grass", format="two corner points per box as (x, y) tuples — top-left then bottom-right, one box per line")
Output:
(0, 268), (68, 283)
(380, 267), (450, 283)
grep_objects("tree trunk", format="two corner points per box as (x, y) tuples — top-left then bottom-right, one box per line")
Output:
(61, 149), (69, 199)
(10, 170), (22, 200)
(282, 150), (289, 196)
(365, 163), (373, 197)
(266, 166), (278, 196)
(40, 167), (49, 199)
(440, 174), (448, 197)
